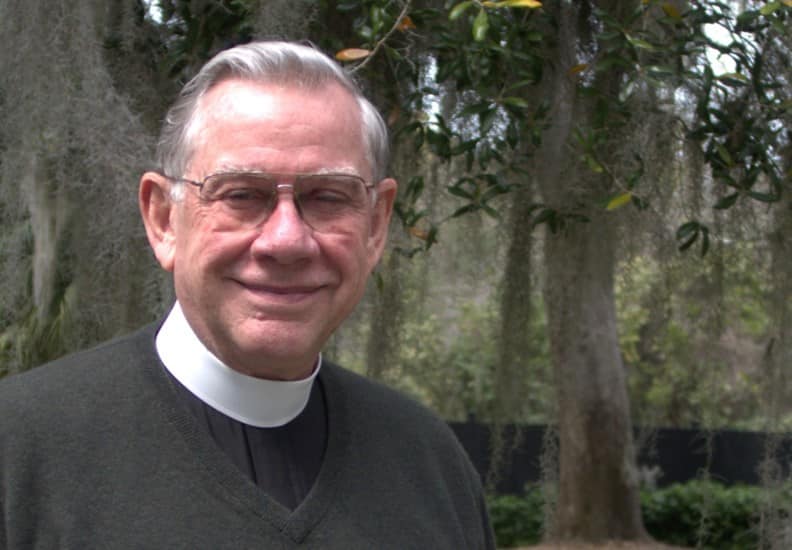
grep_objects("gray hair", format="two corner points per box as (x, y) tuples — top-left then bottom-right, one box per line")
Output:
(155, 41), (390, 192)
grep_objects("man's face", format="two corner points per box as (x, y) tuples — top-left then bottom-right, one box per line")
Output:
(142, 79), (395, 380)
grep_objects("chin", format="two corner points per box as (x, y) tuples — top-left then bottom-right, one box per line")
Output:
(229, 331), (320, 375)
(238, 354), (317, 381)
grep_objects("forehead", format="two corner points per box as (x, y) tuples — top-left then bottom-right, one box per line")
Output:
(186, 78), (368, 176)
(192, 79), (364, 145)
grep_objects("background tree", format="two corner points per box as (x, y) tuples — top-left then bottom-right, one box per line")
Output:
(332, 0), (790, 542)
(0, 0), (166, 373)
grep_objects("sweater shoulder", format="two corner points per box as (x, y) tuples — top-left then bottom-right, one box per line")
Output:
(320, 362), (493, 547)
(321, 362), (466, 454)
(0, 325), (160, 427)
(323, 363), (443, 422)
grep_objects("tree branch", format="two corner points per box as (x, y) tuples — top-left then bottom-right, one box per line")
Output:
(350, 0), (412, 74)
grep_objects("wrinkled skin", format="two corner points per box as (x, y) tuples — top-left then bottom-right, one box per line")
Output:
(140, 79), (396, 380)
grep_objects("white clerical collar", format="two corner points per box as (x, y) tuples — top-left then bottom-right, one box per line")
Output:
(155, 302), (321, 428)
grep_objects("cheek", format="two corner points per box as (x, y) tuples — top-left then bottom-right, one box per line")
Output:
(176, 224), (252, 277)
(338, 241), (375, 292)
(311, 234), (367, 285)
(324, 231), (367, 261)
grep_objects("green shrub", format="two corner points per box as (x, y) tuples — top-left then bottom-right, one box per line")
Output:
(487, 490), (544, 547)
(641, 480), (761, 549)
(488, 481), (791, 549)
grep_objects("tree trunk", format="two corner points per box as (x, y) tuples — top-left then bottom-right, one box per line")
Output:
(495, 190), (534, 420)
(533, 0), (648, 540)
(759, 147), (792, 548)
(483, 185), (539, 491)
(365, 247), (405, 380)
(363, 125), (416, 381)
(544, 213), (646, 541)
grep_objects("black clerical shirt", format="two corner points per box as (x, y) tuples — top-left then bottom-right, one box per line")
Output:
(167, 370), (328, 511)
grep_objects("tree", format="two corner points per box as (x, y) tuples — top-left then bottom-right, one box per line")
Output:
(335, 0), (790, 542)
(0, 0), (165, 372)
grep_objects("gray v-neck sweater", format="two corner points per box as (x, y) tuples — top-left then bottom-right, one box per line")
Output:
(0, 324), (494, 549)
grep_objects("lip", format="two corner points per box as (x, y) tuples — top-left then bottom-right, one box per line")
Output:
(234, 280), (325, 303)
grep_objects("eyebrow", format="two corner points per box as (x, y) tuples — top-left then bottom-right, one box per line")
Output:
(211, 163), (363, 178)
(314, 167), (361, 177)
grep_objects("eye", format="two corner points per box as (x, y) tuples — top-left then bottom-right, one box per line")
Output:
(217, 186), (270, 208)
(299, 175), (364, 205)
(303, 187), (350, 203)
(223, 188), (262, 200)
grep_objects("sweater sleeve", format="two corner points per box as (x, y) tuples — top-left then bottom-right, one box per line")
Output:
(477, 480), (497, 549)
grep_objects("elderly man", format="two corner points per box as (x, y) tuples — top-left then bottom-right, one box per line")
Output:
(0, 42), (494, 548)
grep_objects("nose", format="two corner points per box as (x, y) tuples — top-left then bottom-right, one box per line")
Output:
(250, 186), (319, 264)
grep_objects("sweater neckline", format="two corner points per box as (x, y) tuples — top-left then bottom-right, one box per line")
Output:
(139, 323), (350, 542)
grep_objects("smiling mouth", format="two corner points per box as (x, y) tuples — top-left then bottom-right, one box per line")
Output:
(235, 280), (324, 301)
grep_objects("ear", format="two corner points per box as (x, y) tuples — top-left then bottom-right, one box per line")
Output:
(139, 172), (177, 272)
(366, 177), (398, 270)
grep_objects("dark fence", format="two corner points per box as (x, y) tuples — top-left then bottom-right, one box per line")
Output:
(449, 422), (792, 495)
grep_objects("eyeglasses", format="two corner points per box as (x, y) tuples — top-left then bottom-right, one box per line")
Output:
(164, 171), (375, 232)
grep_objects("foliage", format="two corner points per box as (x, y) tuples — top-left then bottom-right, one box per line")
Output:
(355, 226), (788, 431)
(376, 281), (552, 423)
(0, 288), (77, 375)
(488, 481), (792, 549)
(398, 306), (497, 420)
(614, 244), (792, 430)
(641, 480), (785, 549)
(155, 0), (254, 78)
(487, 489), (545, 547)
(334, 0), (791, 254)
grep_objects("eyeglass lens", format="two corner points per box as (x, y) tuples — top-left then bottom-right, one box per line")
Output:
(199, 173), (370, 230)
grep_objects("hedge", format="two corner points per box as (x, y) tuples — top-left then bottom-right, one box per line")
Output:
(487, 480), (791, 549)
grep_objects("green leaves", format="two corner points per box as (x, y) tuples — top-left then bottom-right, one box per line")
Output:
(530, 207), (590, 234)
(393, 175), (438, 253)
(472, 9), (489, 42)
(641, 481), (762, 548)
(715, 143), (734, 167)
(447, 2), (490, 41)
(449, 0), (542, 41)
(584, 154), (605, 174)
(159, 0), (253, 79)
(676, 221), (710, 256)
(446, 174), (514, 220)
(343, 0), (788, 259)
(624, 33), (656, 51)
(449, 1), (473, 20)
(716, 72), (749, 87)
(760, 1), (788, 15)
(499, 96), (530, 109)
(713, 192), (739, 210)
